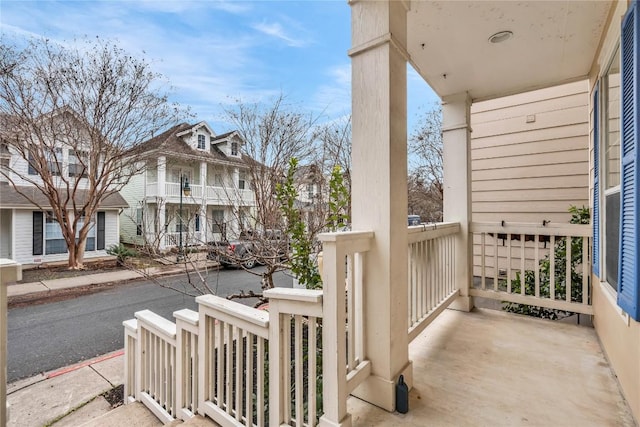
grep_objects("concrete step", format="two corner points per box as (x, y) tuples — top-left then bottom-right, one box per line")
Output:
(77, 402), (162, 427)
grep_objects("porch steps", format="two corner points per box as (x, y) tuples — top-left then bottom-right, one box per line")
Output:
(76, 402), (220, 427)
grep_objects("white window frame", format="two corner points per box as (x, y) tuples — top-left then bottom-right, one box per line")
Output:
(600, 43), (622, 293)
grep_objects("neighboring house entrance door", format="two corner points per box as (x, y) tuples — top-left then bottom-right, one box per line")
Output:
(0, 210), (11, 259)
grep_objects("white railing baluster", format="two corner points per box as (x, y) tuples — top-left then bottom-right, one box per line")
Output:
(481, 233), (486, 290)
(550, 235), (556, 300)
(534, 235), (540, 298)
(507, 235), (512, 293)
(520, 235), (526, 295)
(308, 315), (318, 427)
(256, 336), (265, 427)
(493, 234), (499, 291)
(566, 236), (572, 303)
(582, 236), (589, 304)
(294, 315), (303, 427)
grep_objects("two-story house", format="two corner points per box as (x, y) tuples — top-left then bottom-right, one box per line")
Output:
(119, 121), (255, 252)
(0, 112), (127, 266)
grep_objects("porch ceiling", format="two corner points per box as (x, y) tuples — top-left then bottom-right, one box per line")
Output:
(407, 1), (614, 101)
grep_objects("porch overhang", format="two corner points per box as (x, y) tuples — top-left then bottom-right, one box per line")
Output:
(406, 0), (615, 101)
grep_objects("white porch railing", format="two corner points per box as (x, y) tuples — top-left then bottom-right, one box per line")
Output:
(133, 310), (178, 423)
(407, 222), (460, 342)
(126, 225), (470, 426)
(163, 232), (203, 248)
(146, 182), (158, 197)
(470, 222), (592, 315)
(166, 182), (204, 199)
(124, 288), (326, 427)
(318, 230), (374, 424)
(206, 186), (226, 203)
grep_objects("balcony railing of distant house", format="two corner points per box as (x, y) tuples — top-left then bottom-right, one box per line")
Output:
(407, 222), (461, 342)
(470, 222), (592, 315)
(145, 182), (254, 206)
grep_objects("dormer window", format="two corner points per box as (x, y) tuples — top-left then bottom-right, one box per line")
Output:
(231, 141), (239, 156)
(197, 135), (206, 150)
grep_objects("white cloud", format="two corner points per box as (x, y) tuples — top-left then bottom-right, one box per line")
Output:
(251, 21), (307, 47)
(310, 63), (352, 118)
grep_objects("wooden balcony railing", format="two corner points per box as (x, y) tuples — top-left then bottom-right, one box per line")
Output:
(124, 289), (325, 427)
(407, 222), (461, 342)
(470, 222), (592, 315)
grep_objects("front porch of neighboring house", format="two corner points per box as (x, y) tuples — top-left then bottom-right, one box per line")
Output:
(140, 184), (253, 251)
(121, 223), (635, 426)
(138, 201), (250, 250)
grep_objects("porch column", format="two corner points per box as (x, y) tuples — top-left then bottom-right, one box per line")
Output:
(1, 259), (22, 426)
(200, 162), (207, 242)
(442, 93), (473, 311)
(157, 157), (167, 250)
(349, 0), (411, 412)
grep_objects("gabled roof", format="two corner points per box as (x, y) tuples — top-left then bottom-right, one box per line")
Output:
(176, 121), (216, 138)
(133, 123), (247, 166)
(0, 185), (128, 209)
(210, 130), (239, 143)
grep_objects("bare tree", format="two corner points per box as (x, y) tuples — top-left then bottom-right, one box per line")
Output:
(0, 37), (187, 268)
(223, 94), (318, 228)
(315, 115), (352, 206)
(209, 95), (319, 292)
(409, 104), (443, 221)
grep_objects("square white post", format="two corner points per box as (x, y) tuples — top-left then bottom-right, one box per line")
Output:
(1, 259), (21, 426)
(442, 93), (474, 311)
(349, 0), (412, 411)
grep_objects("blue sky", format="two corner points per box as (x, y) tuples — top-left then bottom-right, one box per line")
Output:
(0, 0), (439, 133)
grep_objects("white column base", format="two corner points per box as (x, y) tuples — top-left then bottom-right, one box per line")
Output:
(449, 295), (474, 312)
(351, 361), (413, 412)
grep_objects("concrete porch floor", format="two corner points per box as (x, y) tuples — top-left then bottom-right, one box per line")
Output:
(348, 308), (636, 427)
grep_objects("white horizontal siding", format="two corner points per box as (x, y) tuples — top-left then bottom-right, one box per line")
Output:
(471, 80), (590, 224)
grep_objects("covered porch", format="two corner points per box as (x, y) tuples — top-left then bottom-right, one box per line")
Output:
(120, 220), (636, 426)
(119, 1), (640, 426)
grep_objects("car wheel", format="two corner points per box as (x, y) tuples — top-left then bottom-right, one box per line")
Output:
(243, 258), (256, 269)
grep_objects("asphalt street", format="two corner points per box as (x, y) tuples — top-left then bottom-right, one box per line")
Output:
(7, 267), (293, 382)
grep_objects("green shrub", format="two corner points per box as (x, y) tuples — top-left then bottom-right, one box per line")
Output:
(107, 243), (137, 267)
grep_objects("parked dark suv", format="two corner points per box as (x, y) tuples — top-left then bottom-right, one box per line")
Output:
(208, 229), (288, 269)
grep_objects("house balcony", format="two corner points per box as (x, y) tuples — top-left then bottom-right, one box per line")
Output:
(122, 222), (635, 426)
(146, 182), (254, 206)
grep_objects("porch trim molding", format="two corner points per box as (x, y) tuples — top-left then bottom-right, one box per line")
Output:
(348, 32), (410, 63)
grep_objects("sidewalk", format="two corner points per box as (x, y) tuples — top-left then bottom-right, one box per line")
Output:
(5, 351), (138, 427)
(8, 256), (219, 298)
(5, 256), (219, 426)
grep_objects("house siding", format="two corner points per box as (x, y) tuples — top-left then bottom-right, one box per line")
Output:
(588, 1), (640, 423)
(7, 144), (93, 191)
(12, 209), (119, 266)
(471, 80), (590, 224)
(119, 171), (145, 245)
